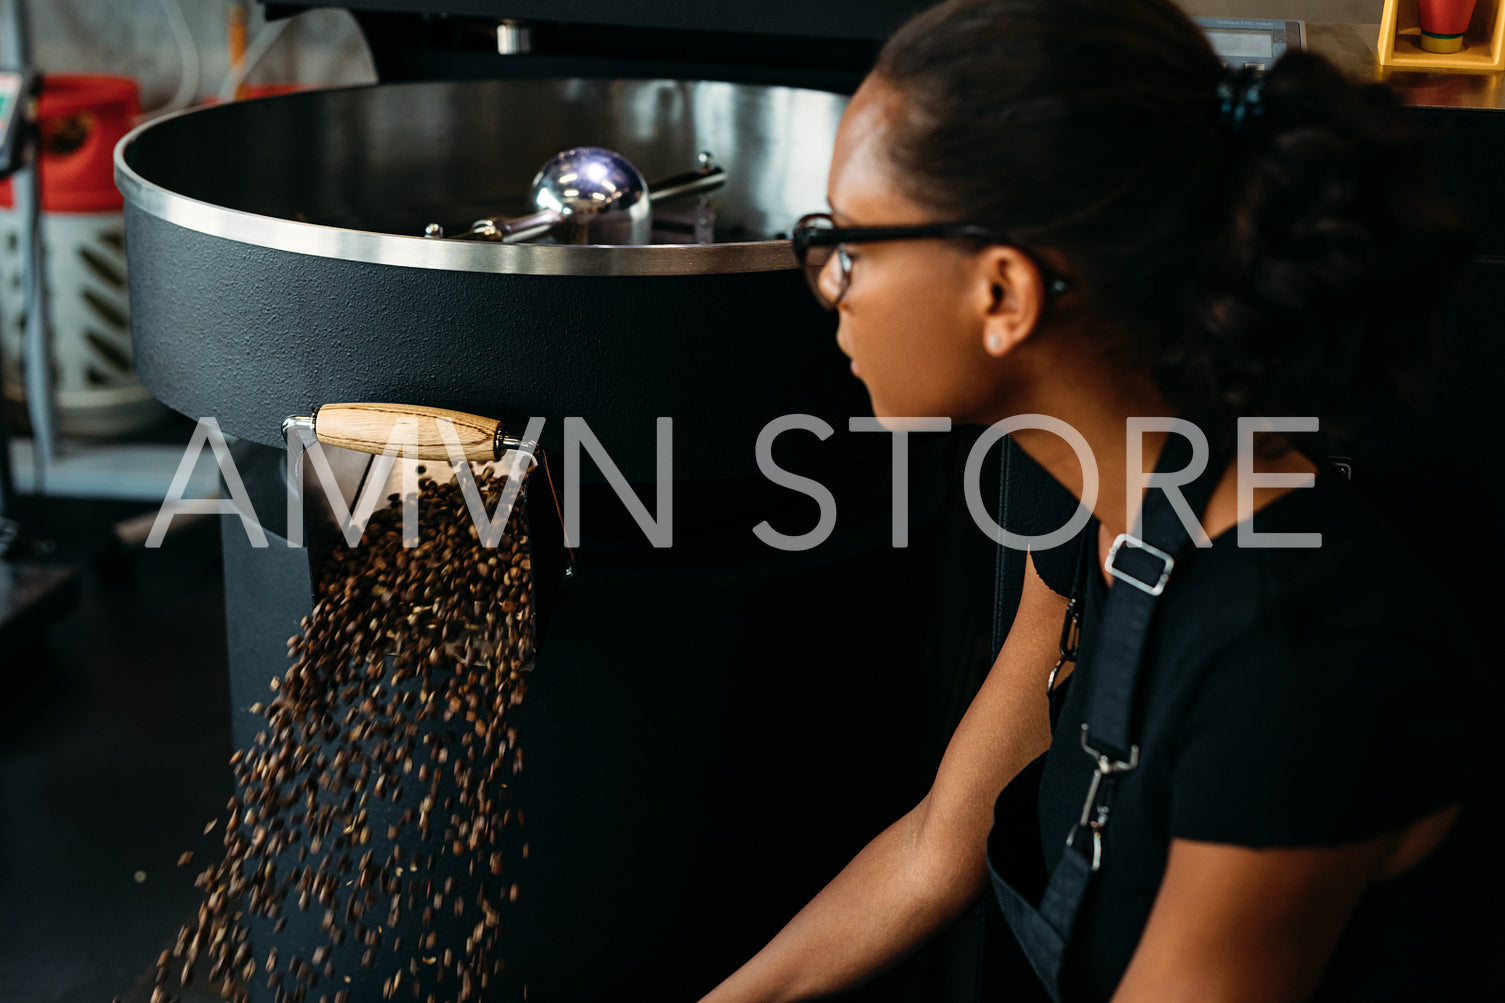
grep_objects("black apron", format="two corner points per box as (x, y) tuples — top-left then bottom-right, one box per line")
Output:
(983, 432), (1225, 1002)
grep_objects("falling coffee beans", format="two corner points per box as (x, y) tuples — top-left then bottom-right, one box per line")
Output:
(156, 463), (537, 1003)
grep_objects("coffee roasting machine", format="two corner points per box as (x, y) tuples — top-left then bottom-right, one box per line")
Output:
(115, 2), (1505, 1001)
(117, 3), (997, 1001)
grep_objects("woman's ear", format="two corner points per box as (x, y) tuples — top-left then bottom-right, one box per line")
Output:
(977, 246), (1048, 358)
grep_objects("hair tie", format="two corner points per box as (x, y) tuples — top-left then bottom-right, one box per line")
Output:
(1217, 67), (1267, 136)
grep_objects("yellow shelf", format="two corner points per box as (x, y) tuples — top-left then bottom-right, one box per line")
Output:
(1379, 0), (1505, 71)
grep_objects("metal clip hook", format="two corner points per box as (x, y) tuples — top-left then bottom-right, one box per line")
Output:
(1065, 727), (1140, 872)
(1048, 596), (1081, 694)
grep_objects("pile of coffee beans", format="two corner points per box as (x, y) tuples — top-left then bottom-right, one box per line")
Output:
(150, 463), (537, 1003)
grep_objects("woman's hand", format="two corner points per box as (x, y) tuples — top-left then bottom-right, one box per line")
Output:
(698, 555), (1069, 1003)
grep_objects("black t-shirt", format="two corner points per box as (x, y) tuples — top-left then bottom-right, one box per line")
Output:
(1001, 440), (1082, 598)
(1015, 470), (1481, 1000)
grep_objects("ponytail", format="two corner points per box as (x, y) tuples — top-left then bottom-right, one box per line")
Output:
(1168, 50), (1470, 441)
(875, 0), (1470, 440)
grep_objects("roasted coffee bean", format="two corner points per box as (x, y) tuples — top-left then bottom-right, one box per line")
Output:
(164, 465), (535, 1003)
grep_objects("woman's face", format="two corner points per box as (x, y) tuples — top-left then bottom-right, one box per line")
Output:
(823, 77), (1030, 427)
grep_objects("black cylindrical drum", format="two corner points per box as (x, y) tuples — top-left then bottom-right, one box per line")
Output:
(120, 78), (992, 1001)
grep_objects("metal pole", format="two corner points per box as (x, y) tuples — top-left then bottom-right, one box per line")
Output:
(15, 147), (53, 472)
(0, 0), (55, 486)
(0, 330), (13, 538)
(0, 0), (28, 527)
(0, 0), (30, 66)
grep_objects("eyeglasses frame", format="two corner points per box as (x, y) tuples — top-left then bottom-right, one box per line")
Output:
(791, 212), (1069, 310)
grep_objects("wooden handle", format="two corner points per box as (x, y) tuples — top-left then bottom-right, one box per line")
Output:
(314, 403), (500, 461)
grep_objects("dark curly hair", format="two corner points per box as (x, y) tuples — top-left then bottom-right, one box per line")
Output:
(875, 0), (1470, 445)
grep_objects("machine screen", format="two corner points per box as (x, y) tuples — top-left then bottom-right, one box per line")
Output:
(1206, 31), (1276, 59)
(1193, 17), (1303, 70)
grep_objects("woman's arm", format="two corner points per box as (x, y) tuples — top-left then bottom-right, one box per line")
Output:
(699, 555), (1070, 1003)
(1111, 803), (1461, 1003)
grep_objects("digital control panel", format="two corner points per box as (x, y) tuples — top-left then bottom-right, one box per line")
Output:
(1194, 17), (1305, 71)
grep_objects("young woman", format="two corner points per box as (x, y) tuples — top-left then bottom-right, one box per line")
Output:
(701, 1), (1483, 1000)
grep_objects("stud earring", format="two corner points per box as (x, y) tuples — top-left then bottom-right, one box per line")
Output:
(988, 334), (1002, 352)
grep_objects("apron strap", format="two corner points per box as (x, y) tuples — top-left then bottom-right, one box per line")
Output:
(989, 427), (1228, 1001)
(1083, 431), (1225, 766)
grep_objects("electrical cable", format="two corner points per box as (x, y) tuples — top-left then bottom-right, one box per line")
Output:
(217, 15), (291, 104)
(150, 0), (200, 114)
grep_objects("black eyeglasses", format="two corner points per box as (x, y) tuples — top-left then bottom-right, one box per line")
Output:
(791, 212), (1069, 310)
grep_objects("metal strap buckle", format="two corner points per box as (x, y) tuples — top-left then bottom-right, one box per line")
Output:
(1066, 822), (1108, 872)
(1067, 726), (1140, 871)
(1079, 725), (1140, 775)
(1104, 533), (1175, 596)
(1046, 596), (1081, 694)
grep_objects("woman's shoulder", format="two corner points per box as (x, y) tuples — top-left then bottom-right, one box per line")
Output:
(1158, 472), (1475, 846)
(1196, 470), (1433, 644)
(1167, 469), (1465, 743)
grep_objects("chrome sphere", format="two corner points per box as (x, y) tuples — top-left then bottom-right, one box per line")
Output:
(529, 145), (652, 245)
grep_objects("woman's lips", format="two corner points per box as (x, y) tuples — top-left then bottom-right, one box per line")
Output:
(836, 331), (860, 374)
(837, 336), (860, 377)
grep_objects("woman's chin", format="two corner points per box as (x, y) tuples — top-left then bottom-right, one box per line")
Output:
(862, 409), (953, 433)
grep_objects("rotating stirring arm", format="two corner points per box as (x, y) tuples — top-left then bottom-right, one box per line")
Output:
(428, 150), (725, 244)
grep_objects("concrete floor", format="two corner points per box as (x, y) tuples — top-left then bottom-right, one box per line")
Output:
(0, 505), (233, 1003)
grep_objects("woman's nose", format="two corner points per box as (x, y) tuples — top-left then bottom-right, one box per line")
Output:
(817, 251), (847, 306)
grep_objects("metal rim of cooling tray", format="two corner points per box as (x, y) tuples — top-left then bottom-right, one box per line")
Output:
(113, 86), (806, 279)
